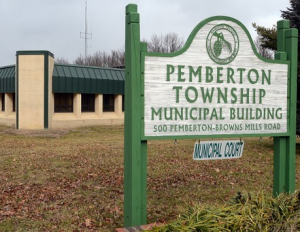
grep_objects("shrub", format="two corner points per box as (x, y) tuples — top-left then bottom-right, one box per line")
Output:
(150, 190), (300, 232)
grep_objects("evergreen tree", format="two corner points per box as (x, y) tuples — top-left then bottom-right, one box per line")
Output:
(253, 0), (300, 55)
(253, 0), (300, 134)
(281, 0), (300, 29)
(252, 23), (277, 51)
(281, 0), (300, 135)
(281, 0), (300, 76)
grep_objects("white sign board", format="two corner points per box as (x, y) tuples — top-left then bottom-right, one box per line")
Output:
(143, 19), (288, 137)
(193, 140), (244, 160)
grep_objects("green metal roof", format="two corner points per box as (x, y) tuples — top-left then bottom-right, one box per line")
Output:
(53, 64), (125, 94)
(0, 65), (15, 93)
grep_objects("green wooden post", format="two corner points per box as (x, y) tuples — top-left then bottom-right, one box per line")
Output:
(285, 26), (298, 193)
(124, 4), (147, 227)
(140, 41), (148, 224)
(273, 20), (289, 196)
(273, 20), (298, 195)
(273, 135), (287, 195)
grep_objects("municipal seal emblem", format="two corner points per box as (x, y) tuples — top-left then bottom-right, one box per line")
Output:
(206, 24), (239, 65)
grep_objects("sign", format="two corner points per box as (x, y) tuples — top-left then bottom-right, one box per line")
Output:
(143, 19), (289, 138)
(125, 4), (298, 227)
(193, 140), (244, 160)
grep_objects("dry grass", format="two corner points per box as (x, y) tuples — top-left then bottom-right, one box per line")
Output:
(0, 125), (299, 231)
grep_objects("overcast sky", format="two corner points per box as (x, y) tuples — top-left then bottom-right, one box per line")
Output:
(0, 0), (290, 66)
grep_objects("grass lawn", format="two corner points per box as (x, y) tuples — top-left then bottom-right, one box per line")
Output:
(0, 125), (299, 231)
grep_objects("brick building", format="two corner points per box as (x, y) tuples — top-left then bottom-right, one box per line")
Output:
(0, 50), (124, 129)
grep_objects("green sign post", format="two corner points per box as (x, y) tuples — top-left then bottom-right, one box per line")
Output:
(124, 4), (298, 227)
(124, 4), (147, 227)
(273, 20), (298, 196)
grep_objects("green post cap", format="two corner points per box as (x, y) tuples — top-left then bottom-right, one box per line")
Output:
(286, 28), (298, 38)
(275, 52), (287, 61)
(126, 4), (137, 15)
(277, 20), (290, 29)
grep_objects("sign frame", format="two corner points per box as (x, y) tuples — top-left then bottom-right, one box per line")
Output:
(124, 4), (298, 228)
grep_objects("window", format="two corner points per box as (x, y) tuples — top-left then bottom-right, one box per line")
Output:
(54, 93), (73, 112)
(81, 94), (95, 112)
(103, 94), (115, 112)
(122, 95), (124, 112)
(1, 93), (4, 112)
(12, 93), (15, 112)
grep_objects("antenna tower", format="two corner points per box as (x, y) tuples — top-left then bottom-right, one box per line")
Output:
(80, 0), (92, 59)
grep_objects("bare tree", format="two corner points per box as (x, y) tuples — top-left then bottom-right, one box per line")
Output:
(73, 49), (125, 68)
(73, 55), (86, 66)
(55, 57), (70, 64)
(254, 36), (274, 59)
(72, 33), (183, 67)
(144, 32), (184, 53)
